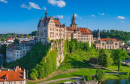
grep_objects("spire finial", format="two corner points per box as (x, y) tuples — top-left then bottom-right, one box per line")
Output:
(73, 11), (75, 18)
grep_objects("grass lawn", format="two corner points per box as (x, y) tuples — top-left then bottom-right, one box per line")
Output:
(105, 74), (128, 80)
(108, 65), (130, 72)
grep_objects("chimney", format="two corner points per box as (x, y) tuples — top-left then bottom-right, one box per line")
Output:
(23, 69), (26, 80)
(19, 67), (21, 70)
(14, 67), (17, 72)
(16, 66), (19, 69)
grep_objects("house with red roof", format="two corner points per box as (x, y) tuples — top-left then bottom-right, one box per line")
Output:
(0, 66), (26, 84)
(94, 31), (119, 49)
(7, 38), (14, 42)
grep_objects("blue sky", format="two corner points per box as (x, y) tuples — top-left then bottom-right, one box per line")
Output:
(0, 0), (130, 34)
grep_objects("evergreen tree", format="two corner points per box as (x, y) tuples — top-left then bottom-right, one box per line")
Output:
(98, 49), (108, 67)
(95, 69), (105, 84)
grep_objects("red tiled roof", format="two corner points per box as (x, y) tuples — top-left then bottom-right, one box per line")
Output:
(0, 66), (24, 82)
(7, 38), (14, 41)
(78, 28), (92, 35)
(54, 20), (61, 25)
(100, 38), (118, 41)
(66, 27), (76, 31)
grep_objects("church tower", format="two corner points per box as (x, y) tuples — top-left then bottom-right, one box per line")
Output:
(70, 13), (77, 28)
(97, 30), (100, 41)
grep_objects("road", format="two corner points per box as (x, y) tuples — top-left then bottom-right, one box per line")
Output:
(38, 77), (83, 84)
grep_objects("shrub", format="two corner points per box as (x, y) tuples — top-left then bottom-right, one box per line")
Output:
(126, 72), (129, 77)
(95, 69), (105, 83)
(30, 69), (38, 80)
(85, 75), (92, 81)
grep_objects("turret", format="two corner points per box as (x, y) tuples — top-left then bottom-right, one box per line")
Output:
(45, 10), (49, 19)
(98, 30), (100, 41)
(70, 12), (77, 28)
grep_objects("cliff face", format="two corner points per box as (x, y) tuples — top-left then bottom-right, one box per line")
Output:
(50, 40), (65, 68)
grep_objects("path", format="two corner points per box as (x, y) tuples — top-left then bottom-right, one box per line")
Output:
(38, 77), (83, 84)
(89, 63), (126, 75)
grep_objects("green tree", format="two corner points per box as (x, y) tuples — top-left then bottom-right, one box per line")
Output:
(27, 35), (30, 39)
(126, 72), (129, 78)
(1, 38), (5, 41)
(98, 49), (109, 67)
(0, 44), (7, 59)
(111, 49), (128, 71)
(85, 75), (92, 81)
(31, 31), (38, 36)
(14, 37), (19, 44)
(30, 69), (38, 80)
(95, 69), (105, 84)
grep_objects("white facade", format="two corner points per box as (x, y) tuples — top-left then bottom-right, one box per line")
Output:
(38, 11), (93, 47)
(127, 41), (130, 44)
(6, 44), (33, 63)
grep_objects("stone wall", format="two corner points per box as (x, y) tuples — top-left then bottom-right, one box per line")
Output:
(50, 40), (65, 68)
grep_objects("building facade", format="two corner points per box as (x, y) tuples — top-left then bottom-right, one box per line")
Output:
(94, 31), (119, 49)
(38, 11), (93, 47)
(0, 66), (26, 84)
(6, 40), (35, 63)
(127, 41), (130, 44)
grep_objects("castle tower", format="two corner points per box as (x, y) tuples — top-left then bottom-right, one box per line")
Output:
(97, 30), (100, 41)
(38, 11), (48, 45)
(70, 13), (77, 28)
(45, 10), (49, 19)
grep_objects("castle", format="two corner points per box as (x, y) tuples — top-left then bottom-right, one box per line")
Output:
(37, 11), (93, 47)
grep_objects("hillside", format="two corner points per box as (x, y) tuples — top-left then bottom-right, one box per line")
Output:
(59, 39), (114, 70)
(4, 42), (57, 80)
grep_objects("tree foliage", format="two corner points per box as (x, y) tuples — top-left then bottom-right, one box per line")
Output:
(31, 31), (38, 36)
(95, 69), (105, 84)
(85, 75), (92, 81)
(111, 49), (128, 71)
(0, 44), (7, 59)
(98, 49), (109, 67)
(14, 37), (19, 44)
(64, 39), (90, 53)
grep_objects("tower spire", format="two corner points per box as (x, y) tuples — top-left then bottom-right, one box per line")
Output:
(98, 28), (100, 40)
(70, 12), (77, 28)
(45, 10), (48, 18)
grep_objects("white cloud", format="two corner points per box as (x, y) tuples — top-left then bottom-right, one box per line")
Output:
(21, 2), (41, 10)
(0, 0), (8, 3)
(21, 4), (30, 10)
(29, 2), (41, 9)
(43, 7), (47, 10)
(57, 15), (63, 19)
(117, 16), (125, 19)
(74, 14), (78, 17)
(92, 14), (96, 17)
(48, 0), (66, 8)
(98, 13), (104, 16)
